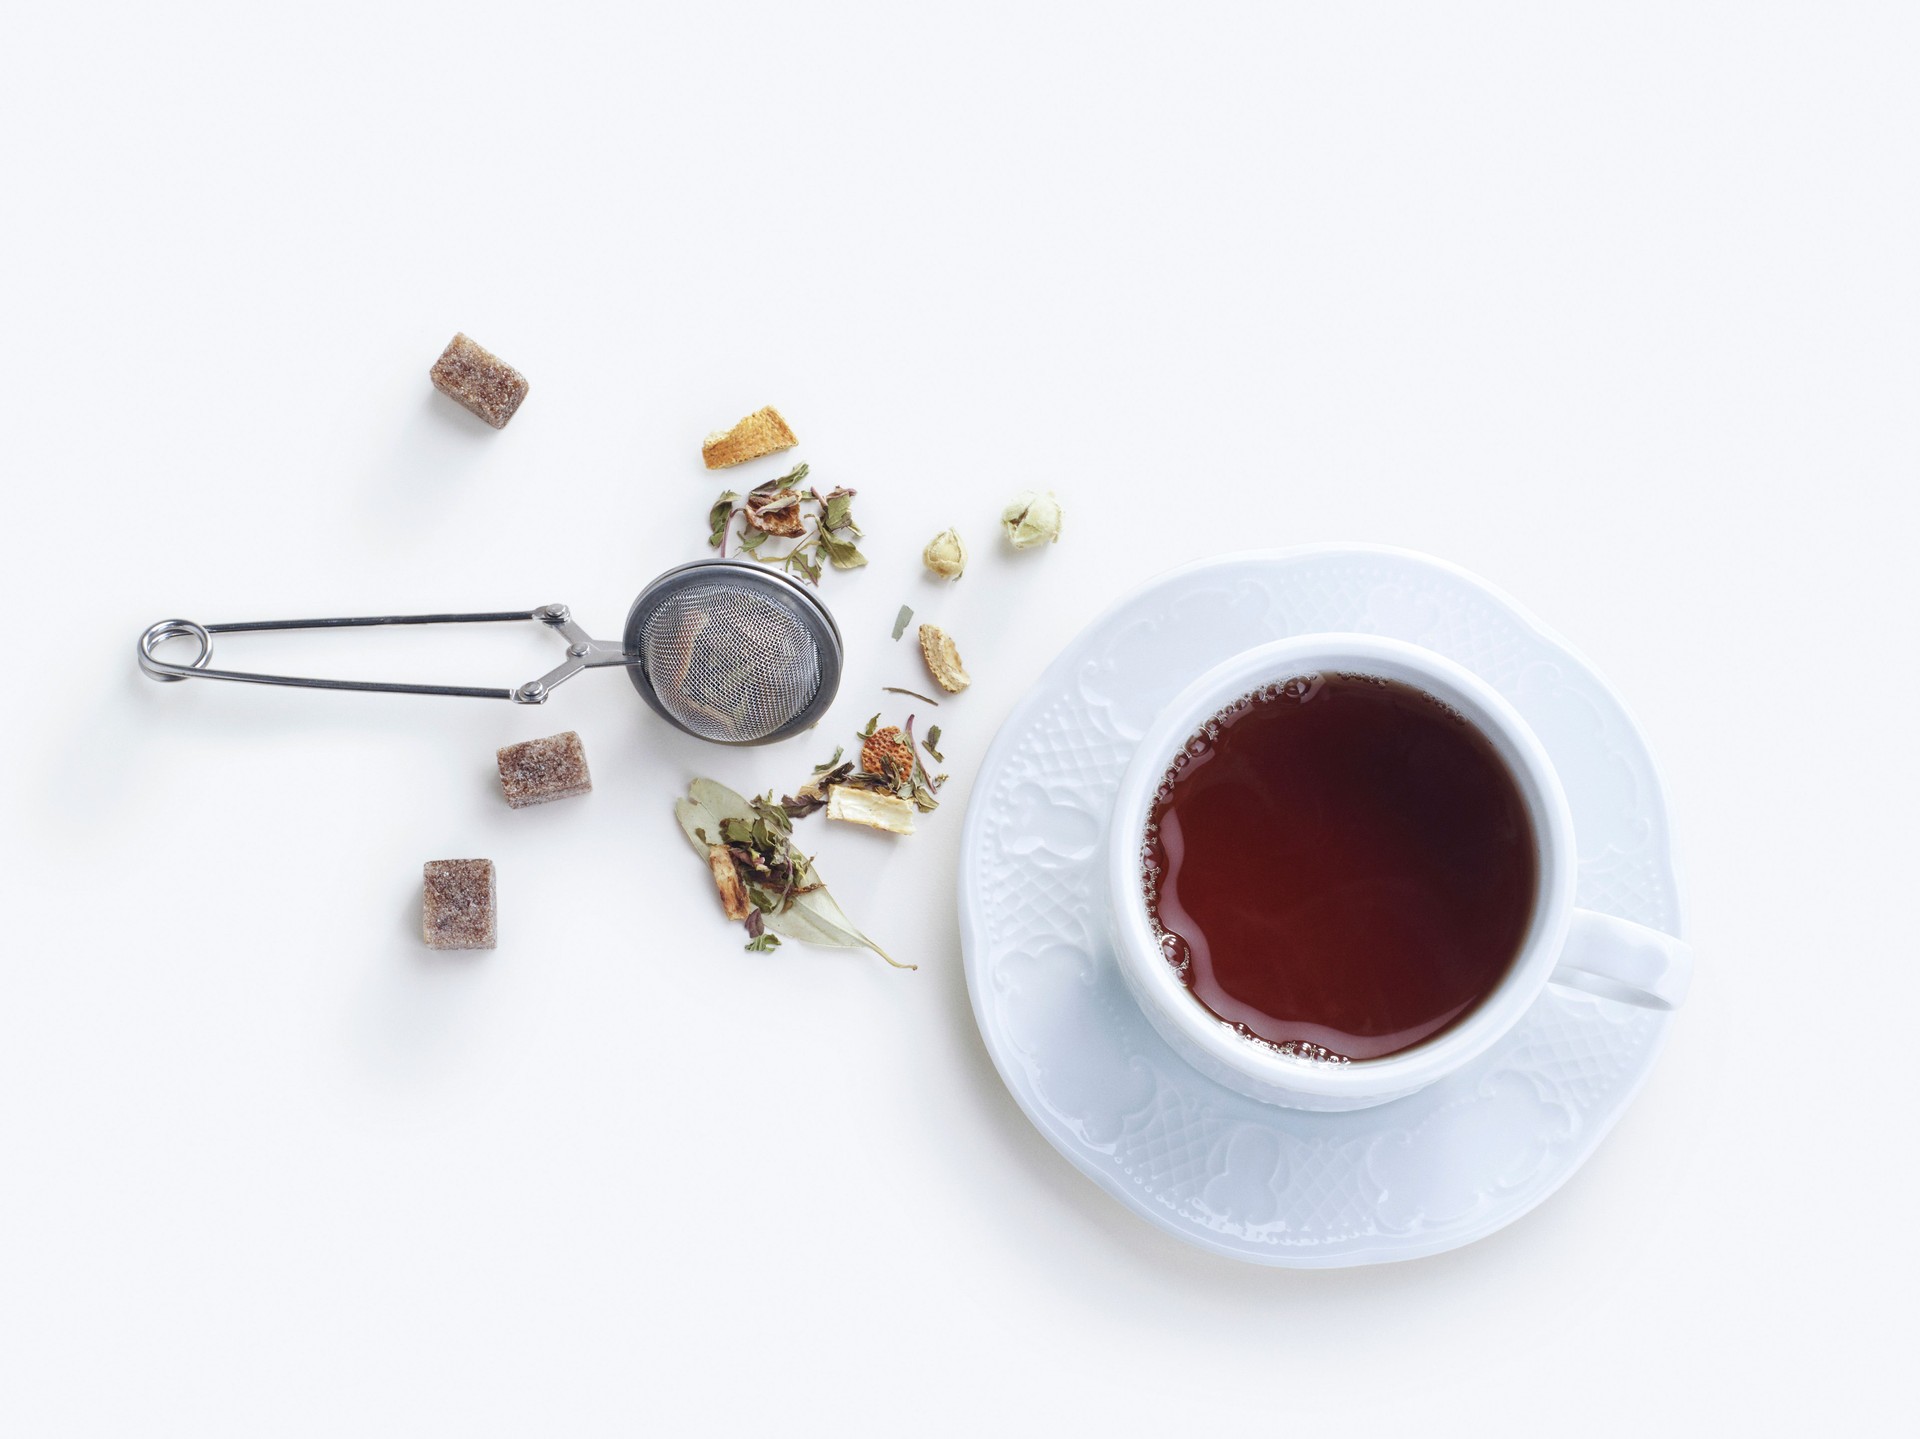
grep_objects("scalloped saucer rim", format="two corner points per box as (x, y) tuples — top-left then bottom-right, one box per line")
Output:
(957, 543), (1686, 1268)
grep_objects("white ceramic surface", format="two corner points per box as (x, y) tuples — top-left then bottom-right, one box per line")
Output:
(958, 545), (1687, 1267)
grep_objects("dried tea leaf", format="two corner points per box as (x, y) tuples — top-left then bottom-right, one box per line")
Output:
(859, 714), (879, 737)
(826, 785), (917, 835)
(918, 623), (971, 693)
(891, 604), (913, 641)
(765, 887), (911, 969)
(812, 746), (845, 774)
(675, 797), (718, 853)
(745, 932), (782, 953)
(882, 686), (940, 706)
(818, 533), (866, 570)
(708, 495), (739, 549)
(821, 489), (856, 533)
(924, 725), (944, 762)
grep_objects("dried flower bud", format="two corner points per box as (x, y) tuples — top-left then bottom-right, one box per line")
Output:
(919, 623), (971, 693)
(922, 528), (968, 580)
(860, 726), (916, 785)
(1001, 490), (1063, 550)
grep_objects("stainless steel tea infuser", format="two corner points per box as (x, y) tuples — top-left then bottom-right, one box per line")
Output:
(136, 558), (844, 745)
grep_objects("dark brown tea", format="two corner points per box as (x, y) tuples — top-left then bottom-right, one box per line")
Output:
(1141, 674), (1537, 1062)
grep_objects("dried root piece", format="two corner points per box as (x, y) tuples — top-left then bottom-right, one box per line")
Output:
(826, 785), (917, 835)
(918, 623), (971, 694)
(703, 406), (797, 469)
(707, 844), (752, 920)
(860, 726), (916, 786)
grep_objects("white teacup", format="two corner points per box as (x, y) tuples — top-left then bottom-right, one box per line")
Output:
(1105, 634), (1691, 1112)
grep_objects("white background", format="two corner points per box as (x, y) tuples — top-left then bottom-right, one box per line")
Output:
(2, 2), (1914, 1434)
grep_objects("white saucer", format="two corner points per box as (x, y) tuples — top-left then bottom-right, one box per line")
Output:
(957, 545), (1686, 1267)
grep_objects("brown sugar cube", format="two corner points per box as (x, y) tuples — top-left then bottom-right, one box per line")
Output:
(701, 405), (797, 468)
(422, 859), (496, 951)
(429, 333), (529, 429)
(496, 730), (592, 808)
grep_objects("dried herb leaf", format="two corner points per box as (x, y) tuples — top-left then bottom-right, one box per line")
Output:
(812, 746), (845, 774)
(819, 533), (866, 570)
(765, 888), (910, 968)
(701, 466), (861, 589)
(891, 605), (913, 641)
(745, 932), (781, 952)
(708, 495), (739, 549)
(924, 725), (944, 762)
(859, 714), (879, 737)
(676, 778), (902, 968)
(883, 686), (940, 707)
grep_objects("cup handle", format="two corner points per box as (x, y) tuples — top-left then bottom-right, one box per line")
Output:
(1550, 910), (1693, 1010)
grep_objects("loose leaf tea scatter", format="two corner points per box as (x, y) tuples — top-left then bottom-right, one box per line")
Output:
(708, 463), (867, 585)
(675, 778), (907, 967)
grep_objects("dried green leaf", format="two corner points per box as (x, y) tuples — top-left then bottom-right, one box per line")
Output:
(765, 884), (911, 969)
(859, 714), (879, 737)
(745, 932), (781, 952)
(751, 462), (809, 498)
(812, 746), (845, 775)
(819, 533), (866, 570)
(924, 726), (944, 762)
(891, 604), (913, 641)
(823, 492), (855, 532)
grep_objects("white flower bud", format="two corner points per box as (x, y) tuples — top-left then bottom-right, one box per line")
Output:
(922, 527), (968, 580)
(1001, 490), (1063, 550)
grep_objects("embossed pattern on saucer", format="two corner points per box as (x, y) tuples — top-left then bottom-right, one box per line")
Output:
(958, 546), (1684, 1267)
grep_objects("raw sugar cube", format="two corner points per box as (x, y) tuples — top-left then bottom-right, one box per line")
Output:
(422, 859), (496, 950)
(496, 730), (592, 809)
(429, 332), (529, 428)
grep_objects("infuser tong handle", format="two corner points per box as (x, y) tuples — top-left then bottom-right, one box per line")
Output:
(136, 604), (633, 705)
